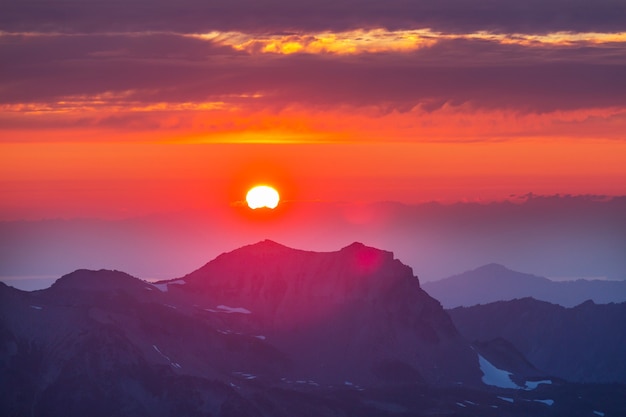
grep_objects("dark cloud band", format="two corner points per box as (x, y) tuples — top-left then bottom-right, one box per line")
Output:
(1, 33), (625, 113)
(2, 0), (626, 34)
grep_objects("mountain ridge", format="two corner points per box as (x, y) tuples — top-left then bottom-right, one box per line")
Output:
(164, 240), (478, 386)
(2, 241), (624, 416)
(448, 297), (626, 384)
(0, 242), (482, 387)
(423, 263), (626, 308)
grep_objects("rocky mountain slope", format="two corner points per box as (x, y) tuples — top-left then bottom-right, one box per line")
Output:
(169, 240), (480, 386)
(449, 297), (626, 384)
(1, 241), (624, 416)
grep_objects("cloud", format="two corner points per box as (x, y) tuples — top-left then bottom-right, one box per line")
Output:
(1, 27), (625, 146)
(1, 32), (625, 113)
(2, 0), (626, 34)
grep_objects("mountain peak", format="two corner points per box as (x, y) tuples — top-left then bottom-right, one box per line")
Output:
(228, 239), (298, 256)
(175, 241), (478, 385)
(576, 299), (596, 308)
(424, 262), (626, 308)
(251, 239), (290, 249)
(341, 241), (368, 250)
(474, 263), (511, 273)
(460, 263), (549, 283)
(49, 269), (144, 292)
(185, 241), (409, 299)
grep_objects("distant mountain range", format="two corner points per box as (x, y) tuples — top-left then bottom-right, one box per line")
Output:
(4, 195), (626, 290)
(423, 263), (626, 308)
(1, 241), (624, 416)
(448, 297), (626, 384)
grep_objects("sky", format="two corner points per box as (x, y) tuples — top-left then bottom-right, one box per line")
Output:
(1, 1), (626, 287)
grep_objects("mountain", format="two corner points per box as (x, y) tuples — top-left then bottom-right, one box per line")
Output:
(423, 263), (626, 308)
(1, 241), (624, 416)
(161, 240), (483, 386)
(448, 297), (626, 384)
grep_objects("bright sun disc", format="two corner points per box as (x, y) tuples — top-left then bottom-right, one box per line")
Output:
(246, 185), (280, 209)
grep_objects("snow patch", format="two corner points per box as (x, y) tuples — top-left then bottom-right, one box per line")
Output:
(152, 283), (169, 292)
(217, 305), (251, 314)
(534, 399), (554, 406)
(151, 279), (185, 293)
(593, 411), (605, 416)
(216, 329), (265, 341)
(478, 354), (520, 389)
(281, 378), (318, 386)
(525, 379), (552, 390)
(456, 402), (466, 408)
(233, 371), (256, 380)
(152, 344), (182, 369)
(29, 305), (43, 310)
(152, 344), (167, 359)
(206, 305), (251, 314)
(498, 396), (514, 403)
(343, 380), (364, 390)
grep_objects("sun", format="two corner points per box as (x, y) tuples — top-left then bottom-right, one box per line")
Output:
(246, 185), (280, 209)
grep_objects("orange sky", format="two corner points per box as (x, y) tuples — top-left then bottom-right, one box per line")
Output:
(2, 2), (626, 287)
(2, 20), (626, 219)
(2, 138), (625, 219)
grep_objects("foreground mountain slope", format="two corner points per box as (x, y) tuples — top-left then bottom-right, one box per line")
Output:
(423, 263), (626, 308)
(448, 297), (626, 383)
(0, 242), (480, 415)
(1, 242), (624, 416)
(0, 281), (264, 416)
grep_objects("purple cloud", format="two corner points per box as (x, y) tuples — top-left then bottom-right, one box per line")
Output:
(2, 0), (625, 34)
(1, 32), (625, 114)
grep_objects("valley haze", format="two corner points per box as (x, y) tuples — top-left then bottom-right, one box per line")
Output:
(2, 195), (625, 291)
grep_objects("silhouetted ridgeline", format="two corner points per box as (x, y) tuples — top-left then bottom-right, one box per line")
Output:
(424, 263), (626, 308)
(1, 242), (624, 416)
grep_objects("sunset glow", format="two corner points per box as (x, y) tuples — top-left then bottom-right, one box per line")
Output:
(1, 1), (625, 221)
(189, 28), (626, 55)
(1, 3), (625, 413)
